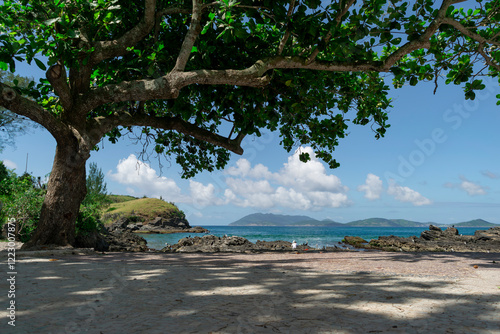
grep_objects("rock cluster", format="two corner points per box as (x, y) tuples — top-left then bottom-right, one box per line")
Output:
(75, 215), (209, 252)
(75, 226), (149, 252)
(160, 235), (339, 253)
(344, 225), (500, 252)
(164, 235), (255, 253)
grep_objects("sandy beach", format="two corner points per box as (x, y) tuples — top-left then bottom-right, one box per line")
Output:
(1, 249), (499, 333)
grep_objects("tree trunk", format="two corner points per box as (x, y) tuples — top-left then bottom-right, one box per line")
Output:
(22, 141), (88, 249)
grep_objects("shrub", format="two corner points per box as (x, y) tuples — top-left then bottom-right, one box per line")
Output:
(1, 169), (45, 242)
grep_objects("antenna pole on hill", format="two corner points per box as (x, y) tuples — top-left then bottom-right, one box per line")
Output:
(25, 153), (28, 174)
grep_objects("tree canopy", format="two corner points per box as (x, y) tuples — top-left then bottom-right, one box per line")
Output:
(0, 0), (499, 247)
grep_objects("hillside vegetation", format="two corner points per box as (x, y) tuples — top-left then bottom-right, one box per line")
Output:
(229, 213), (498, 227)
(454, 219), (497, 227)
(107, 195), (137, 203)
(101, 196), (183, 225)
(345, 218), (428, 227)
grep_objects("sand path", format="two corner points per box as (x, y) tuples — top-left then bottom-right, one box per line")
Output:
(1, 250), (499, 333)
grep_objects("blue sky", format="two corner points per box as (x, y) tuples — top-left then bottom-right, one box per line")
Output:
(2, 62), (500, 226)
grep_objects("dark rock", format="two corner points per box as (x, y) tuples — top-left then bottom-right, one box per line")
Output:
(443, 227), (459, 236)
(105, 230), (148, 252)
(75, 228), (109, 252)
(474, 227), (500, 241)
(420, 225), (443, 241)
(167, 235), (254, 253)
(106, 215), (208, 235)
(161, 235), (322, 253)
(108, 217), (132, 233)
(75, 223), (149, 252)
(429, 225), (442, 231)
(255, 240), (292, 251)
(364, 226), (500, 253)
(187, 226), (210, 233)
(343, 236), (369, 246)
(149, 217), (164, 227)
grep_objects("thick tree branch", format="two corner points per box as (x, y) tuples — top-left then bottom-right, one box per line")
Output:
(46, 62), (72, 110)
(102, 113), (244, 154)
(179, 65), (272, 87)
(173, 0), (203, 72)
(75, 76), (178, 114)
(77, 0), (495, 118)
(0, 82), (65, 140)
(441, 17), (500, 47)
(91, 0), (157, 65)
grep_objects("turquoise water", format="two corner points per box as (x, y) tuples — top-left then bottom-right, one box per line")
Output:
(142, 226), (485, 250)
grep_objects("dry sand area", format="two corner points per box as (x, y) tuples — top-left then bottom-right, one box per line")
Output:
(1, 250), (500, 333)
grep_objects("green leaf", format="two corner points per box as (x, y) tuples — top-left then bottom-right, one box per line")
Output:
(201, 23), (211, 35)
(391, 37), (402, 45)
(33, 58), (46, 71)
(0, 61), (7, 71)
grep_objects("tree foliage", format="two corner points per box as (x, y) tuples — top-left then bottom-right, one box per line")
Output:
(0, 163), (46, 242)
(0, 0), (498, 246)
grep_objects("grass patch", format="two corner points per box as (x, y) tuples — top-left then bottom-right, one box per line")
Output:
(107, 194), (138, 203)
(101, 198), (180, 225)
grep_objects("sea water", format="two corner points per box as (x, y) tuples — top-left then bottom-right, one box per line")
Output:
(142, 226), (485, 250)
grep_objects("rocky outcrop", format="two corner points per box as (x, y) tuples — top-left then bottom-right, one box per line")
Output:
(75, 224), (149, 252)
(160, 235), (328, 253)
(342, 236), (369, 247)
(75, 228), (110, 252)
(164, 235), (254, 253)
(108, 216), (209, 234)
(75, 215), (208, 252)
(104, 230), (148, 252)
(345, 226), (500, 252)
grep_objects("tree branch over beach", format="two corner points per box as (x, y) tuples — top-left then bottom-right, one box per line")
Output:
(0, 0), (499, 247)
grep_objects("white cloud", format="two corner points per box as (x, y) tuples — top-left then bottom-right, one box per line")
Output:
(357, 174), (383, 200)
(225, 159), (273, 179)
(109, 154), (183, 200)
(274, 147), (347, 193)
(189, 180), (224, 207)
(444, 176), (487, 196)
(2, 159), (17, 169)
(222, 147), (350, 210)
(387, 181), (431, 206)
(481, 170), (499, 179)
(110, 148), (398, 212)
(459, 176), (487, 196)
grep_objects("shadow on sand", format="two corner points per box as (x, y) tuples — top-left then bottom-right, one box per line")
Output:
(1, 251), (499, 333)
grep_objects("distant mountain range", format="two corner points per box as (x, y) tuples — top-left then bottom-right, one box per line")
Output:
(229, 214), (498, 228)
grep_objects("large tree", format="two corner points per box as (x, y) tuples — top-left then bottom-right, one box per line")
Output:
(0, 0), (499, 248)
